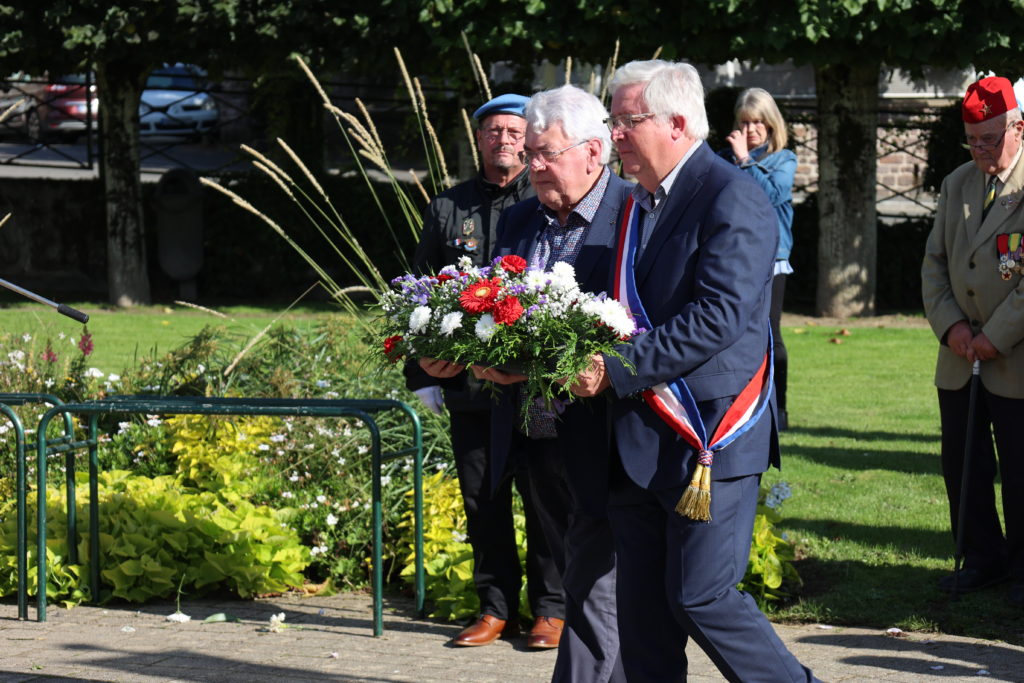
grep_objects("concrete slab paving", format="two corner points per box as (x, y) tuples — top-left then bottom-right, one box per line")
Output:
(0, 592), (1022, 682)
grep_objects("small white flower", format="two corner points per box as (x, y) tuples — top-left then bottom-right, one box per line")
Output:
(439, 311), (464, 336)
(58, 332), (65, 340)
(452, 531), (468, 543)
(268, 612), (286, 632)
(408, 305), (432, 334)
(380, 475), (391, 486)
(22, 333), (31, 342)
(270, 434), (287, 443)
(8, 350), (25, 362)
(196, 363), (206, 373)
(474, 313), (497, 341)
(326, 513), (339, 526)
(107, 373), (121, 382)
(316, 379), (330, 388)
(281, 491), (294, 499)
(289, 474), (300, 482)
(86, 367), (104, 378)
(146, 415), (162, 427)
(316, 494), (327, 504)
(258, 444), (270, 451)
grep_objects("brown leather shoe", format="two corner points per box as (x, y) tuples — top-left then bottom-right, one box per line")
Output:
(451, 615), (514, 646)
(527, 616), (564, 649)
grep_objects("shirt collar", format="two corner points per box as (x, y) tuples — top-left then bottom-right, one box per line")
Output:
(630, 140), (703, 211)
(994, 142), (1024, 185)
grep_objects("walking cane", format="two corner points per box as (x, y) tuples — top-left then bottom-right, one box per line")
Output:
(950, 358), (981, 601)
(0, 277), (89, 323)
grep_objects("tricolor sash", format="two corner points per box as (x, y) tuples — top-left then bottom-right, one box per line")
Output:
(613, 196), (774, 521)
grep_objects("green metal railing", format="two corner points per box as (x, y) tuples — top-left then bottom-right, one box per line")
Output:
(0, 393), (76, 621)
(25, 395), (423, 636)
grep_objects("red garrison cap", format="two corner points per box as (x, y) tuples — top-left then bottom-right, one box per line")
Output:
(963, 77), (1017, 123)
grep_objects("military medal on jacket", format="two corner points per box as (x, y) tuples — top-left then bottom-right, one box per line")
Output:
(997, 232), (1024, 280)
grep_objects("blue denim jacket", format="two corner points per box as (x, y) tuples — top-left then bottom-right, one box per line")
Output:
(719, 144), (797, 260)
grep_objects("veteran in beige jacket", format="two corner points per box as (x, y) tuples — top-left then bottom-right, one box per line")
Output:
(921, 75), (1024, 607)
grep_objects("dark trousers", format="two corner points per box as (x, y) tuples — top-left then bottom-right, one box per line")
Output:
(606, 455), (818, 683)
(522, 437), (624, 683)
(938, 385), (1024, 579)
(769, 273), (788, 412)
(450, 409), (565, 620)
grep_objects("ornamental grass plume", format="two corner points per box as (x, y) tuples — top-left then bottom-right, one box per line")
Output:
(0, 99), (22, 125)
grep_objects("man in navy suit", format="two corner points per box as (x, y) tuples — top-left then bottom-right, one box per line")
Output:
(568, 60), (820, 682)
(474, 84), (630, 682)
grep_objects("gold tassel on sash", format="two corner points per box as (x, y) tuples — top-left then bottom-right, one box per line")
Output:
(675, 450), (714, 522)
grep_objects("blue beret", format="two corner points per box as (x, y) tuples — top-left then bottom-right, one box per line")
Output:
(473, 93), (529, 121)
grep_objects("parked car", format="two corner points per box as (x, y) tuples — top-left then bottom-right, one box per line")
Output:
(0, 73), (97, 142)
(139, 64), (218, 140)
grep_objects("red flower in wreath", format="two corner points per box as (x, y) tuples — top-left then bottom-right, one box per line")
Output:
(499, 254), (528, 274)
(459, 278), (502, 313)
(383, 335), (404, 363)
(436, 273), (455, 283)
(493, 296), (524, 325)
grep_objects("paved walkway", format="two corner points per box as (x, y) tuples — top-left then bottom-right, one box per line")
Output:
(1, 592), (1022, 682)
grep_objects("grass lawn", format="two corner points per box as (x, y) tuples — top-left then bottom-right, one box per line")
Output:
(0, 301), (334, 375)
(766, 316), (1021, 643)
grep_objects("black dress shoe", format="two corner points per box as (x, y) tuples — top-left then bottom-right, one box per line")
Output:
(1010, 582), (1024, 607)
(937, 566), (1009, 593)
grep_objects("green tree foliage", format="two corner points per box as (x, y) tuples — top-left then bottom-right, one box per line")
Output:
(366, 1), (1024, 316)
(0, 1), (337, 307)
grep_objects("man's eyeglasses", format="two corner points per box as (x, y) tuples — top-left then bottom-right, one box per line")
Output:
(604, 113), (655, 131)
(518, 139), (589, 166)
(961, 123), (1017, 151)
(481, 126), (525, 141)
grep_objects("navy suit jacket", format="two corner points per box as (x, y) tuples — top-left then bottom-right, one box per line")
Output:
(603, 142), (781, 492)
(489, 172), (633, 515)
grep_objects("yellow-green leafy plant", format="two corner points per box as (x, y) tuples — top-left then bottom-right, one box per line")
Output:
(739, 482), (802, 608)
(397, 470), (529, 622)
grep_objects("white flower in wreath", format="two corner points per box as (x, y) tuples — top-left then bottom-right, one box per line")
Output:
(408, 305), (432, 334)
(524, 269), (548, 291)
(440, 311), (464, 336)
(474, 313), (497, 341)
(548, 261), (579, 292)
(583, 298), (636, 338)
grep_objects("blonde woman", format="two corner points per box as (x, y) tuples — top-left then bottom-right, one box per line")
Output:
(721, 87), (797, 429)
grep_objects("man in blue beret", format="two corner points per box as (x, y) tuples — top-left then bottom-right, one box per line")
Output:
(407, 94), (570, 648)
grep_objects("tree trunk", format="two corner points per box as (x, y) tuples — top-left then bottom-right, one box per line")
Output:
(97, 61), (150, 307)
(814, 62), (879, 317)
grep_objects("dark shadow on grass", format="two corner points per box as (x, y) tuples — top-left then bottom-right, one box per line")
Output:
(783, 555), (1024, 646)
(783, 517), (951, 562)
(787, 426), (939, 445)
(780, 442), (943, 475)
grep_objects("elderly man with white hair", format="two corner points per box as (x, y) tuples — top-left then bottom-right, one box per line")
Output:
(476, 84), (631, 682)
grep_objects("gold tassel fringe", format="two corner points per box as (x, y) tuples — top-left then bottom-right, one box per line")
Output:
(675, 464), (712, 522)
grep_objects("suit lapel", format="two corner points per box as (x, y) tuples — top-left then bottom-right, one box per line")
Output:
(972, 156), (1024, 252)
(512, 202), (544, 261)
(634, 143), (710, 287)
(574, 177), (626, 289)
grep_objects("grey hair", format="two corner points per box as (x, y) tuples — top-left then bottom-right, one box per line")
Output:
(525, 84), (612, 165)
(609, 59), (709, 140)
